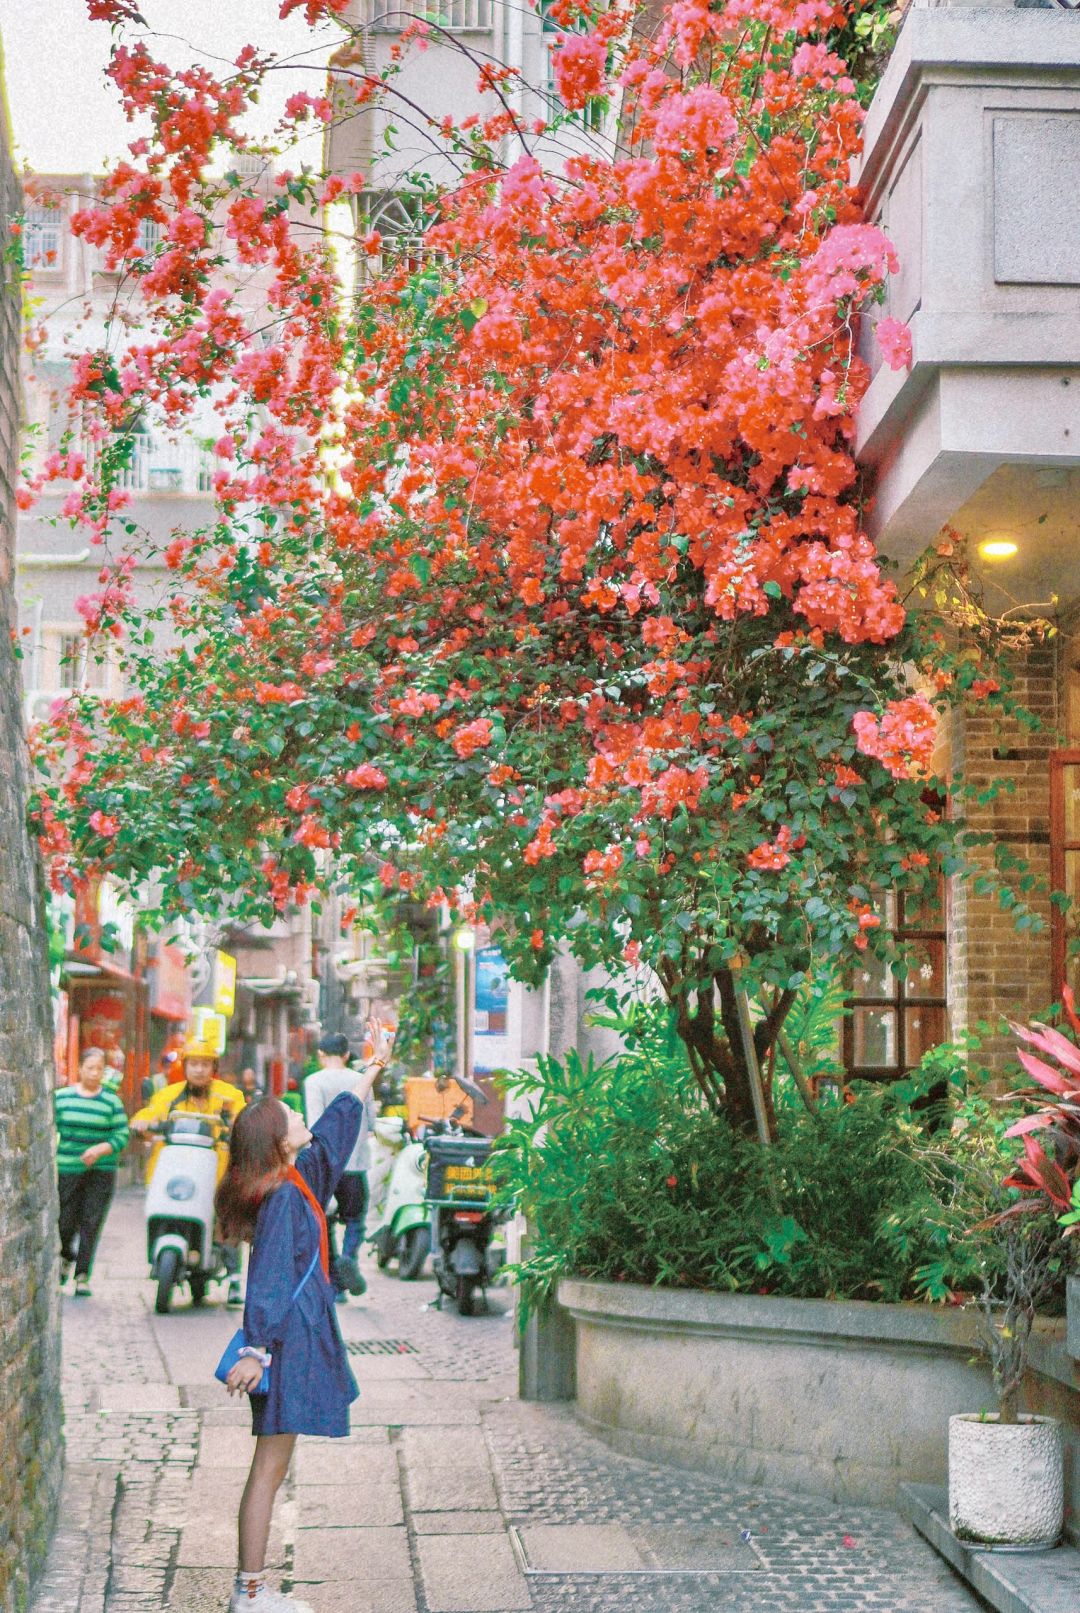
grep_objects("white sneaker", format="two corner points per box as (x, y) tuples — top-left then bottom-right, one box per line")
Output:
(228, 1585), (314, 1613)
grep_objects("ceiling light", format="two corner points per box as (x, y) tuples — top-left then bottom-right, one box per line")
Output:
(978, 538), (1019, 561)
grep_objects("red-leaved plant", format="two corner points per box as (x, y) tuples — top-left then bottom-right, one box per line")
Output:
(1003, 988), (1080, 1227)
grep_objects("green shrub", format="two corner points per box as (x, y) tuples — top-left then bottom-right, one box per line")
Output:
(493, 1003), (1018, 1318)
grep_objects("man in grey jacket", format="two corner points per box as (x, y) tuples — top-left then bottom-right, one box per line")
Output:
(304, 1032), (379, 1300)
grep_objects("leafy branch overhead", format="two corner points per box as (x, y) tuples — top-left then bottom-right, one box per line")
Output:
(26, 0), (1043, 1133)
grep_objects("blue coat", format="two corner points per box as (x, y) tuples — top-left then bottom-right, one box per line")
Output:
(245, 1093), (361, 1436)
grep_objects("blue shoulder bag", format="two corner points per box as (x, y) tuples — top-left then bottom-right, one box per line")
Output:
(214, 1248), (320, 1397)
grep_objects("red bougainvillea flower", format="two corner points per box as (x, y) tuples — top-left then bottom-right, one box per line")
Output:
(551, 33), (607, 110)
(34, 0), (1031, 1138)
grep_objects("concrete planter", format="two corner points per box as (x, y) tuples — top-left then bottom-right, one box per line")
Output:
(559, 1278), (1069, 1507)
(1067, 1274), (1080, 1361)
(948, 1414), (1064, 1550)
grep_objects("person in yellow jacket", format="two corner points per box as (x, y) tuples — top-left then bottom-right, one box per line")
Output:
(131, 1033), (247, 1307)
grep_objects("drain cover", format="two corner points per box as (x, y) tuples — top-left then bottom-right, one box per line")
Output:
(347, 1338), (419, 1356)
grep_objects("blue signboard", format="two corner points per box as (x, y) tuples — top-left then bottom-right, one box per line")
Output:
(474, 946), (509, 1036)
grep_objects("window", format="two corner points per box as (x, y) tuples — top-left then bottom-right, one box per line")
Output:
(52, 630), (108, 693)
(356, 191), (428, 282)
(371, 0), (492, 30)
(541, 4), (606, 133)
(137, 218), (161, 257)
(1050, 750), (1080, 998)
(843, 885), (948, 1081)
(24, 205), (64, 272)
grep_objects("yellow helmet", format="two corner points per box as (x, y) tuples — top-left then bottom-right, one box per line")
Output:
(182, 1032), (219, 1061)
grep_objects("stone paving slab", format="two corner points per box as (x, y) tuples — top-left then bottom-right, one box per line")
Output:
(291, 1524), (413, 1583)
(293, 1438), (396, 1484)
(292, 1582), (419, 1613)
(416, 1531), (533, 1612)
(295, 1480), (405, 1528)
(517, 1525), (648, 1573)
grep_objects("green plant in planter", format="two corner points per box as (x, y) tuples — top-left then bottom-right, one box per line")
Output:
(493, 1002), (1013, 1318)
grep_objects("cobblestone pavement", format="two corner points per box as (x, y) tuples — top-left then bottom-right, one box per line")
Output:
(31, 1188), (983, 1613)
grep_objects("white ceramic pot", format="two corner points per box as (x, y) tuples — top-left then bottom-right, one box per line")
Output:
(948, 1413), (1064, 1550)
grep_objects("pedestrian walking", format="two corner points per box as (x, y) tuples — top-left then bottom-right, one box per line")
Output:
(304, 1032), (382, 1301)
(55, 1046), (130, 1297)
(215, 1018), (394, 1613)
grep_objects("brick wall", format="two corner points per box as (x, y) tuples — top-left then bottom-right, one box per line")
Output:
(947, 640), (1060, 1074)
(0, 75), (63, 1613)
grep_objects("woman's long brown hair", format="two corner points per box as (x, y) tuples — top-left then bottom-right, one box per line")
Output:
(215, 1097), (289, 1242)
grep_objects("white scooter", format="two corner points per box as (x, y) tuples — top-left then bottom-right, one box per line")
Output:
(367, 1116), (430, 1280)
(144, 1112), (231, 1313)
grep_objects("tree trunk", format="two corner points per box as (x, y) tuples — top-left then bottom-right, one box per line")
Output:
(658, 961), (798, 1141)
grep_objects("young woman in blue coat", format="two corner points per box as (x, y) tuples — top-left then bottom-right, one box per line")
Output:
(216, 1019), (394, 1613)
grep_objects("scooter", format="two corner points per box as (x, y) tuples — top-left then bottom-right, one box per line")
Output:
(423, 1075), (508, 1316)
(144, 1112), (231, 1313)
(367, 1119), (430, 1280)
(367, 1112), (407, 1252)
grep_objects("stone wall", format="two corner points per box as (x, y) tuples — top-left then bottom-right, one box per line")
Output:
(0, 72), (64, 1613)
(948, 639), (1061, 1073)
(560, 1279), (1080, 1527)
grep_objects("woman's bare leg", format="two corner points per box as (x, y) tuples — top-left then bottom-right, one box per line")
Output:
(238, 1433), (297, 1573)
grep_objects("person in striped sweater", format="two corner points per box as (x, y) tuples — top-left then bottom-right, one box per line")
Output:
(55, 1046), (130, 1297)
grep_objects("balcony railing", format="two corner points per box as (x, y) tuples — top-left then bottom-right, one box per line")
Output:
(108, 433), (214, 496)
(371, 0), (493, 30)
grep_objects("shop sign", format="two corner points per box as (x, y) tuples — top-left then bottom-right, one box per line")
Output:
(212, 951), (237, 1017)
(150, 942), (192, 1021)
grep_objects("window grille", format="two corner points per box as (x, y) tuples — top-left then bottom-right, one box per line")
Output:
(357, 191), (429, 281)
(55, 631), (107, 692)
(371, 0), (493, 30)
(25, 205), (64, 272)
(137, 218), (161, 256)
(843, 884), (948, 1081)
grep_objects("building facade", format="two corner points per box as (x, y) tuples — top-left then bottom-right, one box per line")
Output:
(856, 0), (1080, 1073)
(15, 170), (321, 1096)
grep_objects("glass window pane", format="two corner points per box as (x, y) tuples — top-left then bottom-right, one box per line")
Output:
(1063, 849), (1080, 999)
(901, 883), (944, 932)
(899, 938), (946, 1000)
(903, 1005), (947, 1064)
(1063, 763), (1080, 844)
(852, 953), (892, 1000)
(852, 1007), (898, 1069)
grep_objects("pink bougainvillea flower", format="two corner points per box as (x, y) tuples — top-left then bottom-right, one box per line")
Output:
(875, 316), (913, 371)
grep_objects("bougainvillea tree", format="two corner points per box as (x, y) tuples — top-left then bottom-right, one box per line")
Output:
(26, 0), (1030, 1135)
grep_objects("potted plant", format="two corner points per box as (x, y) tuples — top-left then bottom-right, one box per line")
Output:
(948, 1000), (1080, 1549)
(949, 1214), (1064, 1550)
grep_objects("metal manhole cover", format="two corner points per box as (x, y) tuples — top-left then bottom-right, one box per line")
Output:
(512, 1524), (763, 1577)
(347, 1338), (419, 1356)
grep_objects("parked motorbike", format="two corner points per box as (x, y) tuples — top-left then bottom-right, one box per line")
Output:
(424, 1083), (508, 1316)
(144, 1112), (232, 1313)
(367, 1119), (430, 1279)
